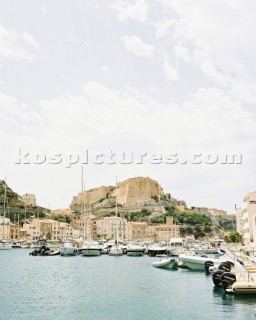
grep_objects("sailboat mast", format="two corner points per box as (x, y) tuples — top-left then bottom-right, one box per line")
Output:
(2, 178), (7, 239)
(83, 181), (86, 240)
(115, 175), (118, 243)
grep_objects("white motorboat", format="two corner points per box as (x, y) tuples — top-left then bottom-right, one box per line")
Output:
(126, 241), (145, 256)
(60, 241), (78, 256)
(147, 243), (167, 256)
(0, 240), (12, 250)
(168, 238), (185, 256)
(179, 253), (221, 270)
(109, 245), (123, 256)
(81, 241), (101, 256)
(152, 257), (177, 269)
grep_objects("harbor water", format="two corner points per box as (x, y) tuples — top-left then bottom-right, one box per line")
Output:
(1, 250), (256, 320)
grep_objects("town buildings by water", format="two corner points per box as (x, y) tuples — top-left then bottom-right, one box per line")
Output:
(237, 191), (256, 246)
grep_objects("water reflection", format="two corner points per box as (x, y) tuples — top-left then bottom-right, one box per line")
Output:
(213, 286), (256, 305)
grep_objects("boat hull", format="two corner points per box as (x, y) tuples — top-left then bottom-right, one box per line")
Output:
(179, 254), (220, 270)
(81, 249), (101, 256)
(152, 258), (177, 268)
(228, 282), (256, 294)
(126, 250), (144, 256)
(60, 247), (78, 256)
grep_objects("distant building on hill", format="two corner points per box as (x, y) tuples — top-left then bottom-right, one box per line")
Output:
(208, 208), (227, 217)
(51, 209), (72, 216)
(22, 193), (36, 207)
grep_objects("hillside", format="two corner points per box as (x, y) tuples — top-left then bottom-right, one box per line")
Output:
(0, 180), (49, 224)
(69, 177), (236, 239)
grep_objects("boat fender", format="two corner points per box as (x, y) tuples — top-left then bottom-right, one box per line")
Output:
(221, 272), (236, 291)
(205, 260), (214, 272)
(212, 270), (224, 287)
(237, 259), (244, 265)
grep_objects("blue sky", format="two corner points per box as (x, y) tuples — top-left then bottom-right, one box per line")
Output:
(0, 0), (256, 212)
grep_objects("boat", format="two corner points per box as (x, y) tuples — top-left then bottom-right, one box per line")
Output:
(126, 241), (145, 256)
(12, 241), (22, 248)
(147, 243), (167, 257)
(29, 244), (60, 256)
(213, 257), (256, 294)
(108, 176), (123, 256)
(81, 241), (101, 256)
(152, 257), (177, 269)
(0, 240), (12, 250)
(0, 179), (12, 250)
(109, 244), (123, 256)
(59, 241), (78, 256)
(168, 237), (185, 256)
(179, 253), (222, 270)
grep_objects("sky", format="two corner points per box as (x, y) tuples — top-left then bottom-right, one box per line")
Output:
(0, 0), (256, 213)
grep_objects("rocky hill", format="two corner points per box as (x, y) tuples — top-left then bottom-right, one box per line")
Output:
(0, 180), (49, 224)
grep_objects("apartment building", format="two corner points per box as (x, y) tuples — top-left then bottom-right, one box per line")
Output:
(241, 191), (256, 245)
(96, 217), (127, 240)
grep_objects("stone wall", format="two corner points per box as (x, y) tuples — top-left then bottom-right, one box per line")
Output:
(117, 177), (163, 206)
(70, 177), (164, 211)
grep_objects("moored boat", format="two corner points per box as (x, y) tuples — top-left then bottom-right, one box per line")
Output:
(147, 243), (167, 257)
(126, 241), (145, 256)
(59, 241), (78, 256)
(152, 257), (177, 269)
(179, 253), (221, 270)
(81, 241), (101, 256)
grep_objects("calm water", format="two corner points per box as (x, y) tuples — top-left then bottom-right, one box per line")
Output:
(1, 250), (256, 320)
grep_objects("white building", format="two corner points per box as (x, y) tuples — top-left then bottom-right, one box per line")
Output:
(236, 207), (242, 234)
(241, 191), (256, 246)
(96, 217), (127, 240)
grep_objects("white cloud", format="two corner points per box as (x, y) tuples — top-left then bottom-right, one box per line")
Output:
(1, 81), (255, 211)
(101, 65), (109, 73)
(121, 35), (155, 58)
(174, 44), (192, 63)
(162, 0), (256, 103)
(111, 0), (149, 23)
(0, 24), (39, 60)
(152, 18), (176, 38)
(22, 32), (39, 50)
(162, 53), (179, 81)
(40, 6), (47, 15)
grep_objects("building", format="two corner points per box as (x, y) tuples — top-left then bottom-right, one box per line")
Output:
(208, 208), (227, 217)
(96, 217), (127, 240)
(22, 218), (78, 241)
(190, 207), (209, 215)
(241, 191), (256, 245)
(22, 193), (36, 207)
(72, 215), (96, 239)
(0, 217), (11, 240)
(127, 222), (147, 241)
(145, 216), (180, 242)
(51, 209), (73, 217)
(236, 207), (242, 234)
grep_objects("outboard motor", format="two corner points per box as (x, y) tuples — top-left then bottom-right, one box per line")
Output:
(212, 269), (224, 287)
(225, 261), (234, 268)
(205, 260), (214, 272)
(218, 262), (231, 272)
(221, 272), (236, 291)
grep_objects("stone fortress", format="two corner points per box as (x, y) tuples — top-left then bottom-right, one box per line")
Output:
(70, 177), (165, 211)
